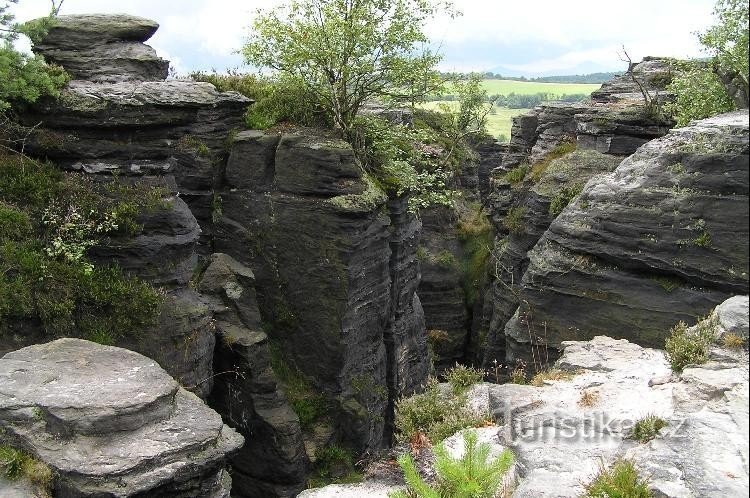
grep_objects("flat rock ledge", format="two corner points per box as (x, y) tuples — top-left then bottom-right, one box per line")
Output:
(0, 338), (244, 497)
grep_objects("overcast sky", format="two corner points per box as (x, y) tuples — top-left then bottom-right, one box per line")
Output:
(11, 0), (716, 76)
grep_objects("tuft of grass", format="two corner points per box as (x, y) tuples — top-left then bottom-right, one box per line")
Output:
(583, 459), (652, 498)
(578, 389), (601, 408)
(692, 230), (712, 248)
(504, 164), (529, 184)
(651, 275), (681, 293)
(445, 363), (484, 395)
(0, 445), (53, 492)
(308, 445), (363, 488)
(530, 368), (577, 387)
(665, 317), (716, 372)
(723, 333), (746, 349)
(629, 415), (668, 443)
(503, 206), (526, 235)
(433, 250), (459, 270)
(548, 183), (583, 217)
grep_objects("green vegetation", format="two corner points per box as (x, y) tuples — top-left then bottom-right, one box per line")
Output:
(692, 230), (712, 248)
(652, 275), (681, 293)
(445, 363), (484, 396)
(667, 0), (748, 126)
(308, 445), (363, 488)
(665, 317), (717, 372)
(243, 0), (447, 140)
(583, 459), (652, 498)
(503, 206), (526, 235)
(504, 164), (529, 185)
(190, 71), (326, 129)
(0, 444), (53, 492)
(269, 343), (328, 430)
(390, 431), (514, 498)
(434, 250), (459, 270)
(1, 1), (68, 112)
(549, 183), (583, 217)
(457, 203), (494, 305)
(394, 377), (486, 444)
(0, 153), (164, 344)
(629, 415), (668, 443)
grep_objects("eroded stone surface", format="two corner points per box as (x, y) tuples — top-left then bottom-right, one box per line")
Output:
(0, 338), (243, 497)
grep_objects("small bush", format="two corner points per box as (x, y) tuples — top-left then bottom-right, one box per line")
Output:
(433, 250), (458, 270)
(394, 378), (485, 444)
(390, 431), (514, 498)
(503, 207), (526, 235)
(0, 445), (53, 491)
(629, 414), (668, 443)
(190, 71), (327, 129)
(666, 61), (736, 127)
(723, 333), (746, 349)
(549, 183), (584, 217)
(583, 459), (651, 498)
(445, 363), (484, 395)
(504, 164), (529, 184)
(309, 445), (362, 487)
(665, 318), (715, 372)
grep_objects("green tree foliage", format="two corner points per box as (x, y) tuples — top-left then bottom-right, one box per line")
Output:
(390, 431), (514, 498)
(1, 1), (68, 113)
(243, 0), (452, 139)
(667, 0), (748, 125)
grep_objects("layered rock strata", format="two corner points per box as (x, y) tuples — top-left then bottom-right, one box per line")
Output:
(0, 338), (243, 497)
(215, 129), (429, 456)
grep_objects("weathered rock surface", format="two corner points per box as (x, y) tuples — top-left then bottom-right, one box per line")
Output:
(299, 481), (404, 498)
(215, 128), (428, 457)
(199, 253), (309, 498)
(503, 110), (748, 350)
(0, 338), (243, 497)
(33, 14), (168, 82)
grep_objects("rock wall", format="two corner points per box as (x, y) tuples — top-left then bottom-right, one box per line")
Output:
(0, 339), (243, 497)
(215, 129), (429, 457)
(482, 58), (684, 368)
(504, 111), (748, 353)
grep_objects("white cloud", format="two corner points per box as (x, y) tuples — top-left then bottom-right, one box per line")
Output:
(9, 0), (717, 75)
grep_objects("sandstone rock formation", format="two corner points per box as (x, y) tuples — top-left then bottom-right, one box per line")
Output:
(502, 110), (748, 354)
(215, 129), (429, 456)
(0, 338), (243, 497)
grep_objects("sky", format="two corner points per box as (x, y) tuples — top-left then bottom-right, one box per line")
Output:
(10, 0), (717, 77)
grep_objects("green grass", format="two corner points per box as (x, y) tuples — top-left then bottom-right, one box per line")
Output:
(629, 415), (668, 443)
(0, 445), (53, 491)
(584, 459), (651, 498)
(480, 79), (601, 96)
(420, 101), (527, 141)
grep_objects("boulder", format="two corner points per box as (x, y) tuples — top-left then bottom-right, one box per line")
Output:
(0, 338), (243, 497)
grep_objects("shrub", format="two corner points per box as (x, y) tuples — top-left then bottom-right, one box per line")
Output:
(0, 154), (164, 342)
(503, 207), (526, 235)
(309, 445), (362, 487)
(665, 318), (715, 372)
(666, 62), (736, 127)
(394, 378), (485, 444)
(549, 183), (584, 217)
(504, 164), (529, 184)
(445, 363), (484, 395)
(390, 431), (514, 498)
(583, 459), (651, 498)
(629, 415), (668, 443)
(190, 71), (326, 129)
(0, 445), (53, 491)
(723, 333), (746, 349)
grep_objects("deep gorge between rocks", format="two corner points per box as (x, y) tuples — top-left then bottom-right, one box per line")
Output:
(0, 13), (748, 498)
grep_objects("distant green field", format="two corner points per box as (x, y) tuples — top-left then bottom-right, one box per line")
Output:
(423, 79), (602, 142)
(421, 101), (529, 142)
(480, 79), (602, 96)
